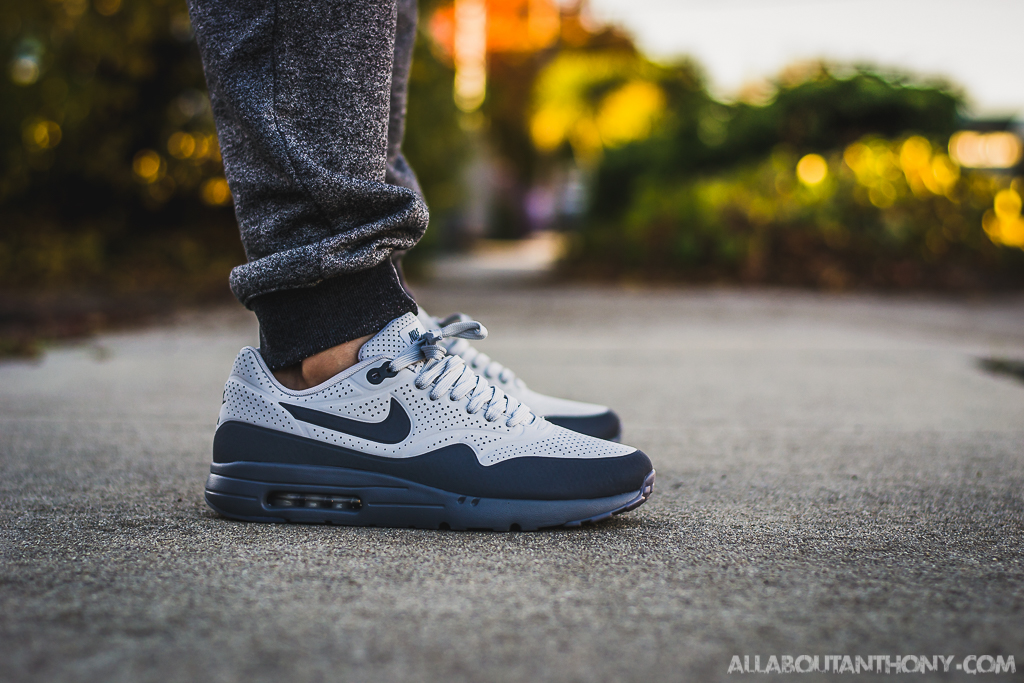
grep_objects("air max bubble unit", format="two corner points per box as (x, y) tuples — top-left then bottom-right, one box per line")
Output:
(417, 308), (623, 441)
(205, 313), (654, 530)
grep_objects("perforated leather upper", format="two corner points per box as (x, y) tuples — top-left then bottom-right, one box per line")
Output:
(218, 340), (635, 466)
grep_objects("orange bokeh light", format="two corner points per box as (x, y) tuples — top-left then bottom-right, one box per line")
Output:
(430, 0), (562, 58)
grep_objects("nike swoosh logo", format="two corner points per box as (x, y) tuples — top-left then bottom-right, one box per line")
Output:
(279, 397), (411, 444)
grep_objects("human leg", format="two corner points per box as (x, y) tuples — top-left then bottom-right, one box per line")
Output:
(188, 0), (427, 372)
(189, 0), (655, 527)
(385, 0), (420, 294)
(385, 0), (422, 197)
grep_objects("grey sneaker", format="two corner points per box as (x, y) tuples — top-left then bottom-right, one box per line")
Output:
(205, 313), (654, 530)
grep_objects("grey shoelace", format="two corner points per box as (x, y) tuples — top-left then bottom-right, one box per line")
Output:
(435, 313), (518, 385)
(387, 320), (535, 428)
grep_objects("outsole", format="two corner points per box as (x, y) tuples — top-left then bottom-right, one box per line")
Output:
(205, 464), (655, 531)
(561, 469), (654, 527)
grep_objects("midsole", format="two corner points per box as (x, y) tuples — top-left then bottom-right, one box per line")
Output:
(205, 460), (647, 529)
(213, 420), (651, 501)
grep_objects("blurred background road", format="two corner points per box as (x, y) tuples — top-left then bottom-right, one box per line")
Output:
(2, 285), (1023, 682)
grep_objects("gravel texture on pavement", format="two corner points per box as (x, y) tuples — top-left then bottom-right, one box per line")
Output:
(2, 287), (1023, 682)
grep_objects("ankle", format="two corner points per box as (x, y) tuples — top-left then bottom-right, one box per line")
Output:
(272, 333), (373, 391)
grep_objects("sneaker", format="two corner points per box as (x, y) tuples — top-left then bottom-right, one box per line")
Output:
(418, 308), (622, 441)
(205, 313), (654, 530)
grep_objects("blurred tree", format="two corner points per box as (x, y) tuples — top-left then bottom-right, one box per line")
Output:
(526, 55), (1022, 288)
(2, 0), (1017, 299)
(402, 0), (471, 260)
(590, 65), (965, 222)
(0, 0), (468, 290)
(0, 0), (240, 292)
(426, 0), (639, 238)
(568, 137), (1024, 288)
(0, 0), (470, 353)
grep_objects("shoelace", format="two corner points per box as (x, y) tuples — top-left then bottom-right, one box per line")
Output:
(434, 313), (519, 386)
(387, 319), (535, 428)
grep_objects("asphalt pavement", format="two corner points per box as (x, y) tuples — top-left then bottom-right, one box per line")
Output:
(2, 286), (1023, 682)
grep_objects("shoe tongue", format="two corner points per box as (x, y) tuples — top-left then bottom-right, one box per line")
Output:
(358, 312), (426, 361)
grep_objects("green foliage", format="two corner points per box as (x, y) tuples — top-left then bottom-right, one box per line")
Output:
(3, 0), (1017, 294)
(402, 7), (470, 260)
(590, 66), (964, 222)
(569, 138), (1024, 288)
(565, 64), (1024, 288)
(0, 0), (243, 291)
(0, 0), (467, 290)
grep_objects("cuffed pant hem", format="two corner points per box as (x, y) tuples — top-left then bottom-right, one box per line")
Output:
(249, 261), (416, 370)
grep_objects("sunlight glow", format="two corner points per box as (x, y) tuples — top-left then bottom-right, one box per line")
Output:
(453, 0), (487, 112)
(949, 131), (1023, 169)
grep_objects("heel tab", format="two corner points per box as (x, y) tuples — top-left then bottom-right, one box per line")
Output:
(230, 346), (273, 384)
(237, 345), (262, 359)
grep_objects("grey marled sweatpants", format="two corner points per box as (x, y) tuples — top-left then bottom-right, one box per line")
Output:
(188, 0), (425, 369)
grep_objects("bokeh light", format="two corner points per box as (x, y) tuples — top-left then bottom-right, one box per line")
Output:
(133, 150), (164, 183)
(9, 57), (40, 86)
(94, 0), (121, 16)
(201, 177), (232, 206)
(844, 136), (960, 203)
(949, 131), (1023, 169)
(453, 0), (487, 112)
(23, 120), (62, 150)
(595, 81), (664, 148)
(530, 52), (665, 163)
(796, 154), (827, 186)
(168, 132), (197, 159)
(983, 187), (1024, 248)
